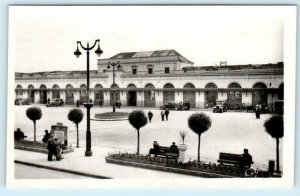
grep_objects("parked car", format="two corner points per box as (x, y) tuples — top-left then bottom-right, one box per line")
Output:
(46, 98), (63, 107)
(255, 104), (269, 114)
(213, 100), (227, 113)
(160, 101), (190, 110)
(15, 98), (31, 105)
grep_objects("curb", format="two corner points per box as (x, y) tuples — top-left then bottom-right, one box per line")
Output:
(106, 157), (234, 178)
(91, 118), (128, 121)
(15, 160), (112, 179)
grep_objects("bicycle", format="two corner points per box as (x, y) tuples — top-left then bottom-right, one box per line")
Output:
(244, 168), (262, 177)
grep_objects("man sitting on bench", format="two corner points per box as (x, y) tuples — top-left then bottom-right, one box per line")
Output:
(240, 148), (253, 168)
(170, 142), (178, 149)
(153, 141), (160, 157)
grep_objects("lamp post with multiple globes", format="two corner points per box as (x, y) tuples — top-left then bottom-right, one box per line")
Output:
(74, 39), (103, 157)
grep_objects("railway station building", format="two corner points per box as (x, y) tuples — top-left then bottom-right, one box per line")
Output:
(15, 49), (284, 109)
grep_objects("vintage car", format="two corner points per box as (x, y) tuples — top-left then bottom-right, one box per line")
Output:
(160, 101), (190, 110)
(213, 100), (228, 113)
(255, 104), (269, 114)
(46, 98), (63, 107)
(15, 98), (31, 105)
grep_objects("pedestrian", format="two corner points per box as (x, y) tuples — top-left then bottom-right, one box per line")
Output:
(54, 138), (63, 161)
(99, 99), (103, 107)
(153, 141), (160, 157)
(60, 99), (64, 106)
(14, 128), (27, 140)
(148, 111), (153, 123)
(160, 110), (165, 121)
(47, 134), (55, 161)
(42, 129), (50, 143)
(240, 148), (254, 168)
(255, 105), (261, 119)
(170, 142), (178, 149)
(165, 109), (169, 121)
(76, 100), (80, 107)
(47, 98), (50, 105)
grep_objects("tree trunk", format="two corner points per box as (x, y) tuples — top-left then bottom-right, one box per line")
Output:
(198, 134), (201, 162)
(137, 129), (140, 155)
(33, 120), (36, 142)
(76, 124), (79, 148)
(276, 138), (280, 172)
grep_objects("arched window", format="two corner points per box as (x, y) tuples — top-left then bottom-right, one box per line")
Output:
(127, 84), (137, 106)
(39, 84), (47, 104)
(80, 84), (87, 103)
(227, 82), (242, 109)
(52, 84), (60, 99)
(110, 84), (120, 106)
(205, 83), (218, 107)
(278, 83), (284, 100)
(144, 83), (155, 107)
(28, 85), (35, 103)
(252, 82), (267, 106)
(16, 85), (23, 98)
(183, 83), (195, 108)
(94, 84), (104, 105)
(163, 83), (175, 104)
(65, 84), (74, 104)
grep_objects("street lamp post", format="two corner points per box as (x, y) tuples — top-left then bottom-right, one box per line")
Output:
(74, 39), (103, 157)
(107, 61), (121, 112)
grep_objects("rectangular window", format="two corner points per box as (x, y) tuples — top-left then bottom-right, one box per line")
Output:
(148, 68), (153, 74)
(132, 68), (137, 75)
(165, 67), (170, 74)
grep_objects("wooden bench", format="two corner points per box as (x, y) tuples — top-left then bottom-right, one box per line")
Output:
(217, 152), (242, 166)
(149, 146), (179, 159)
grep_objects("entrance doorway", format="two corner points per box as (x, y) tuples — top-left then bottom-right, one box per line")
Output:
(163, 83), (175, 105)
(39, 84), (47, 104)
(227, 83), (242, 109)
(127, 84), (137, 106)
(205, 83), (218, 107)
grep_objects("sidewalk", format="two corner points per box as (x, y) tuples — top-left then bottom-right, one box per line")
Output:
(14, 147), (196, 179)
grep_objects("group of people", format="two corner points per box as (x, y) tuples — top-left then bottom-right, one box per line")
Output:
(152, 141), (178, 156)
(160, 109), (170, 121)
(115, 100), (121, 109)
(42, 130), (63, 161)
(146, 109), (170, 123)
(14, 128), (27, 140)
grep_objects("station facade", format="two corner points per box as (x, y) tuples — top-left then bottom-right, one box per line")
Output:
(15, 49), (284, 109)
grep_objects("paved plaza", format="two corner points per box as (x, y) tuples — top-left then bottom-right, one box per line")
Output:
(14, 104), (282, 172)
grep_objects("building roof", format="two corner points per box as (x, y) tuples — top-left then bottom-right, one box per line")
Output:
(109, 49), (193, 64)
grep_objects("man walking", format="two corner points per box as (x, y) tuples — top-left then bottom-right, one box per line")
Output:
(47, 134), (55, 161)
(160, 110), (165, 121)
(148, 111), (153, 123)
(255, 105), (261, 119)
(165, 109), (170, 121)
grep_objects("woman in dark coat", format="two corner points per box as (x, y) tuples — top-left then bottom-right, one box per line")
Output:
(148, 111), (153, 123)
(47, 134), (55, 161)
(255, 105), (261, 119)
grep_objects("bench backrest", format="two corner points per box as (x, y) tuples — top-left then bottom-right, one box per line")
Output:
(219, 152), (241, 161)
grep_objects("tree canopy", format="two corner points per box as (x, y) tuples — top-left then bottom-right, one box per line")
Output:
(188, 113), (212, 135)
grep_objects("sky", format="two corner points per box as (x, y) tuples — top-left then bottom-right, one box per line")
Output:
(10, 6), (284, 73)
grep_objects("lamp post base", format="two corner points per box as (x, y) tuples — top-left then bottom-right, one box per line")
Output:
(85, 150), (93, 157)
(84, 103), (93, 157)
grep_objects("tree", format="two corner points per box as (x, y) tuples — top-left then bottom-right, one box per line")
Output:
(128, 110), (148, 154)
(188, 113), (212, 162)
(26, 107), (42, 142)
(68, 108), (84, 148)
(264, 115), (283, 173)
